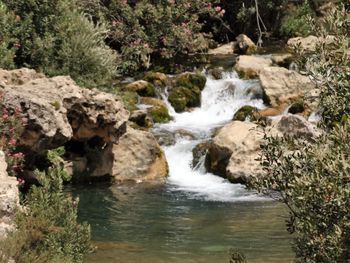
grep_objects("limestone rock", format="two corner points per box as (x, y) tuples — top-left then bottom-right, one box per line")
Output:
(205, 121), (263, 183)
(140, 97), (171, 124)
(271, 53), (293, 67)
(1, 69), (129, 153)
(110, 128), (168, 183)
(208, 42), (235, 55)
(234, 55), (273, 79)
(287, 35), (335, 52)
(234, 34), (257, 55)
(0, 151), (19, 239)
(277, 114), (321, 140)
(259, 66), (315, 107)
(123, 80), (156, 97)
(129, 109), (152, 128)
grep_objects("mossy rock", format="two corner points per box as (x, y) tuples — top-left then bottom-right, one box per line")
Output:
(168, 86), (201, 112)
(175, 72), (207, 91)
(114, 90), (139, 112)
(124, 80), (156, 97)
(192, 142), (210, 168)
(144, 72), (168, 87)
(233, 105), (258, 121)
(288, 100), (305, 114)
(140, 97), (171, 124)
(149, 104), (171, 123)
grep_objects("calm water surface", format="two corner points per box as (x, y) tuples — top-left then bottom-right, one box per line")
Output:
(74, 184), (293, 263)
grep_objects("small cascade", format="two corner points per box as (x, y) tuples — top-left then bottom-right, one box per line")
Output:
(154, 71), (267, 202)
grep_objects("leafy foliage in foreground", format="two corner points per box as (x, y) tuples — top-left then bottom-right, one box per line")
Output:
(251, 4), (350, 263)
(0, 149), (91, 263)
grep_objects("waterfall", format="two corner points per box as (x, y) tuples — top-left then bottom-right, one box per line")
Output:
(154, 71), (267, 202)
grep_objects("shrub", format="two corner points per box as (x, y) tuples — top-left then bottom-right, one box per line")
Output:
(280, 1), (314, 37)
(1, 0), (118, 89)
(0, 148), (91, 263)
(0, 92), (24, 176)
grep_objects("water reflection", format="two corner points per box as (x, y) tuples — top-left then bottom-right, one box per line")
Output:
(72, 183), (293, 263)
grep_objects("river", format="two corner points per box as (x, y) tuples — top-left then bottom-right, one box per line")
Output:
(74, 70), (294, 263)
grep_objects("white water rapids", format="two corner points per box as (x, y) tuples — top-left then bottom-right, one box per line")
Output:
(153, 71), (267, 202)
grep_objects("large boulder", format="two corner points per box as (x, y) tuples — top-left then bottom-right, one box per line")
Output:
(259, 66), (315, 107)
(205, 115), (320, 184)
(109, 128), (168, 183)
(205, 121), (263, 183)
(287, 35), (335, 52)
(1, 68), (129, 153)
(0, 151), (19, 239)
(234, 34), (257, 55)
(234, 55), (273, 79)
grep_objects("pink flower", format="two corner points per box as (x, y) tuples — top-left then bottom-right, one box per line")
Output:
(9, 138), (16, 145)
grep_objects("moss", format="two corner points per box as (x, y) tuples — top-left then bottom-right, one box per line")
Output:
(144, 71), (168, 87)
(233, 105), (258, 121)
(124, 81), (156, 97)
(114, 90), (139, 112)
(149, 104), (171, 123)
(288, 99), (305, 114)
(175, 72), (207, 91)
(168, 86), (201, 112)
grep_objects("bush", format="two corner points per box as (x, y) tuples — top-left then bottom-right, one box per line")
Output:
(1, 0), (118, 89)
(251, 4), (350, 263)
(0, 148), (91, 263)
(280, 1), (314, 37)
(79, 0), (223, 74)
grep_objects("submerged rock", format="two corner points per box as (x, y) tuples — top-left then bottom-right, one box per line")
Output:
(234, 55), (273, 79)
(192, 142), (210, 169)
(259, 66), (315, 107)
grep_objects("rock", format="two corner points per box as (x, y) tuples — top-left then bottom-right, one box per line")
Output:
(234, 34), (257, 55)
(140, 97), (171, 124)
(115, 90), (139, 112)
(110, 128), (168, 183)
(168, 72), (207, 113)
(205, 122), (263, 183)
(0, 68), (44, 86)
(129, 110), (152, 128)
(271, 53), (293, 67)
(259, 66), (315, 107)
(192, 142), (210, 169)
(277, 114), (321, 140)
(233, 105), (258, 121)
(0, 151), (19, 239)
(234, 55), (273, 79)
(144, 72), (168, 87)
(256, 104), (287, 118)
(287, 35), (335, 52)
(152, 130), (176, 146)
(123, 80), (156, 97)
(208, 67), (224, 80)
(208, 42), (235, 55)
(1, 69), (129, 154)
(288, 100), (305, 114)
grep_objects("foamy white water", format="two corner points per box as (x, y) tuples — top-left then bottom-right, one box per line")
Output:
(155, 71), (267, 202)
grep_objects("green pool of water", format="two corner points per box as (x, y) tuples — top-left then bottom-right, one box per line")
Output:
(73, 183), (294, 263)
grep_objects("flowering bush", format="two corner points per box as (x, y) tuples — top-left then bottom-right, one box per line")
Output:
(79, 0), (224, 74)
(0, 92), (24, 177)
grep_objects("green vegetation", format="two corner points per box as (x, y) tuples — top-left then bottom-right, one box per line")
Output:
(233, 105), (258, 121)
(149, 104), (171, 124)
(0, 148), (91, 263)
(251, 4), (350, 263)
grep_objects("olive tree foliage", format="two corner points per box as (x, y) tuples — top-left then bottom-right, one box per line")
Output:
(250, 4), (350, 263)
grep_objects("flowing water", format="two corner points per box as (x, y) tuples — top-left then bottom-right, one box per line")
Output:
(74, 71), (294, 263)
